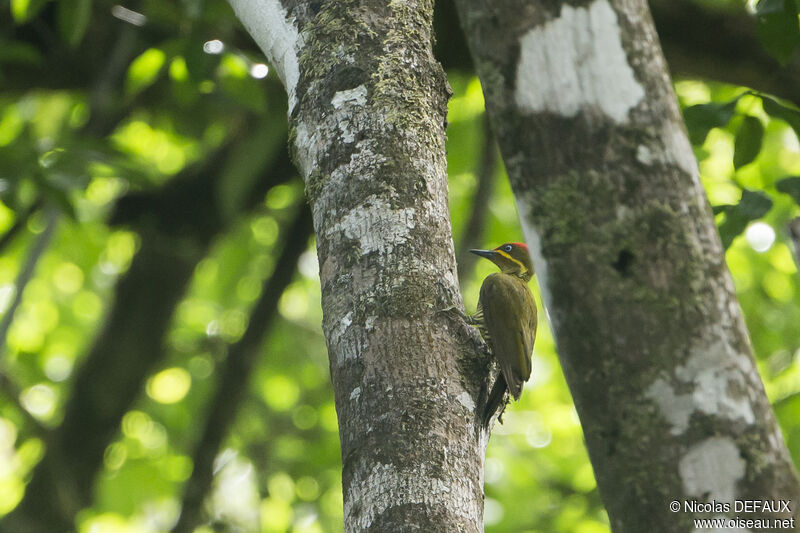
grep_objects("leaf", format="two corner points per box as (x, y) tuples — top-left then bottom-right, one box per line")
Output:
(0, 40), (43, 66)
(126, 48), (167, 95)
(733, 116), (764, 169)
(218, 77), (266, 113)
(776, 176), (800, 205)
(761, 96), (800, 139)
(57, 0), (92, 47)
(716, 189), (773, 249)
(756, 0), (800, 64)
(10, 0), (49, 23)
(682, 99), (739, 145)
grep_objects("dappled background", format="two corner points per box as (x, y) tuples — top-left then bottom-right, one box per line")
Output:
(1, 0), (799, 531)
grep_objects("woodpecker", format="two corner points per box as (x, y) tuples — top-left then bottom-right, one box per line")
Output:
(470, 242), (537, 427)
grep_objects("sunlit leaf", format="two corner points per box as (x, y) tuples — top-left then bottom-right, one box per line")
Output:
(733, 116), (764, 169)
(10, 0), (49, 23)
(761, 95), (800, 139)
(125, 48), (167, 95)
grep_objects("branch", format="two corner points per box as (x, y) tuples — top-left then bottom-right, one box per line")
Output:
(0, 199), (44, 257)
(0, 207), (59, 354)
(650, 0), (800, 107)
(172, 204), (313, 533)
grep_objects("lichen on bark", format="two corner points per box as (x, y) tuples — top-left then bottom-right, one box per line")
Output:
(227, 0), (491, 530)
(454, 0), (800, 530)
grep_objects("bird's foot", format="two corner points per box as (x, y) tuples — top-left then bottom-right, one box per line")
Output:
(437, 306), (486, 350)
(438, 306), (480, 325)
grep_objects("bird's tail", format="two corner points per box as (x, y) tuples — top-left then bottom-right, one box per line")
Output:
(482, 374), (508, 428)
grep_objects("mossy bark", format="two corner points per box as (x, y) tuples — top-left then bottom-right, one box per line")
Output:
(227, 0), (491, 530)
(454, 0), (800, 531)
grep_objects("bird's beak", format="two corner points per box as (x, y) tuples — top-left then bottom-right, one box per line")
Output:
(469, 249), (496, 260)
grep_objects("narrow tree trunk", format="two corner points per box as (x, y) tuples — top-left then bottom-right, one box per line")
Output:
(226, 1), (490, 530)
(454, 0), (800, 531)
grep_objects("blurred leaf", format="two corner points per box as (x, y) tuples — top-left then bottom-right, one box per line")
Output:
(36, 179), (77, 219)
(682, 99), (738, 145)
(57, 0), (92, 48)
(184, 36), (218, 82)
(776, 176), (800, 205)
(125, 48), (167, 95)
(10, 0), (49, 23)
(756, 0), (800, 64)
(0, 40), (43, 66)
(761, 96), (800, 138)
(717, 189), (773, 248)
(711, 204), (730, 216)
(733, 116), (764, 169)
(218, 77), (266, 113)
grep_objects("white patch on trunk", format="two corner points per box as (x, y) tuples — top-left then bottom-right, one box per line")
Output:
(293, 121), (321, 179)
(675, 337), (755, 425)
(331, 85), (369, 143)
(646, 334), (755, 435)
(456, 392), (475, 412)
(332, 85), (368, 109)
(644, 378), (696, 435)
(331, 311), (354, 340)
(350, 386), (361, 401)
(331, 196), (416, 256)
(679, 436), (745, 503)
(227, 0), (302, 112)
(344, 462), (479, 531)
(636, 145), (653, 165)
(515, 0), (644, 123)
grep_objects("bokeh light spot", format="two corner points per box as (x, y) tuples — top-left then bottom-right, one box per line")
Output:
(147, 367), (191, 404)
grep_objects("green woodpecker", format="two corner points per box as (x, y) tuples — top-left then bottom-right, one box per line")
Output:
(470, 242), (537, 427)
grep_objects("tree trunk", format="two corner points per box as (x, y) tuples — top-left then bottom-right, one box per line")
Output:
(454, 0), (800, 531)
(226, 0), (491, 531)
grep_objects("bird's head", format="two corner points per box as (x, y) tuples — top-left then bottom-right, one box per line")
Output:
(470, 242), (534, 281)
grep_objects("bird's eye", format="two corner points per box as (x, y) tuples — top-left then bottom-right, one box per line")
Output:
(503, 245), (513, 252)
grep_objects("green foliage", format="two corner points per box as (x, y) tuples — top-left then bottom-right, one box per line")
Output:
(733, 115), (764, 169)
(776, 176), (800, 204)
(682, 98), (738, 145)
(126, 48), (168, 96)
(10, 0), (49, 24)
(715, 189), (773, 249)
(56, 0), (92, 48)
(756, 0), (800, 64)
(761, 95), (800, 138)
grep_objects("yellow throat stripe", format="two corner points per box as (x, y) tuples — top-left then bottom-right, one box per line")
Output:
(495, 249), (528, 276)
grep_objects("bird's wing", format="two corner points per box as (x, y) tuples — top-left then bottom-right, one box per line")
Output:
(480, 274), (536, 399)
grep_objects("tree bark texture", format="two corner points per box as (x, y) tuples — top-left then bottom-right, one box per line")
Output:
(226, 1), (491, 531)
(453, 0), (800, 531)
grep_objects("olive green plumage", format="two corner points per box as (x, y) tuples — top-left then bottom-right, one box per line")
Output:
(470, 242), (537, 426)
